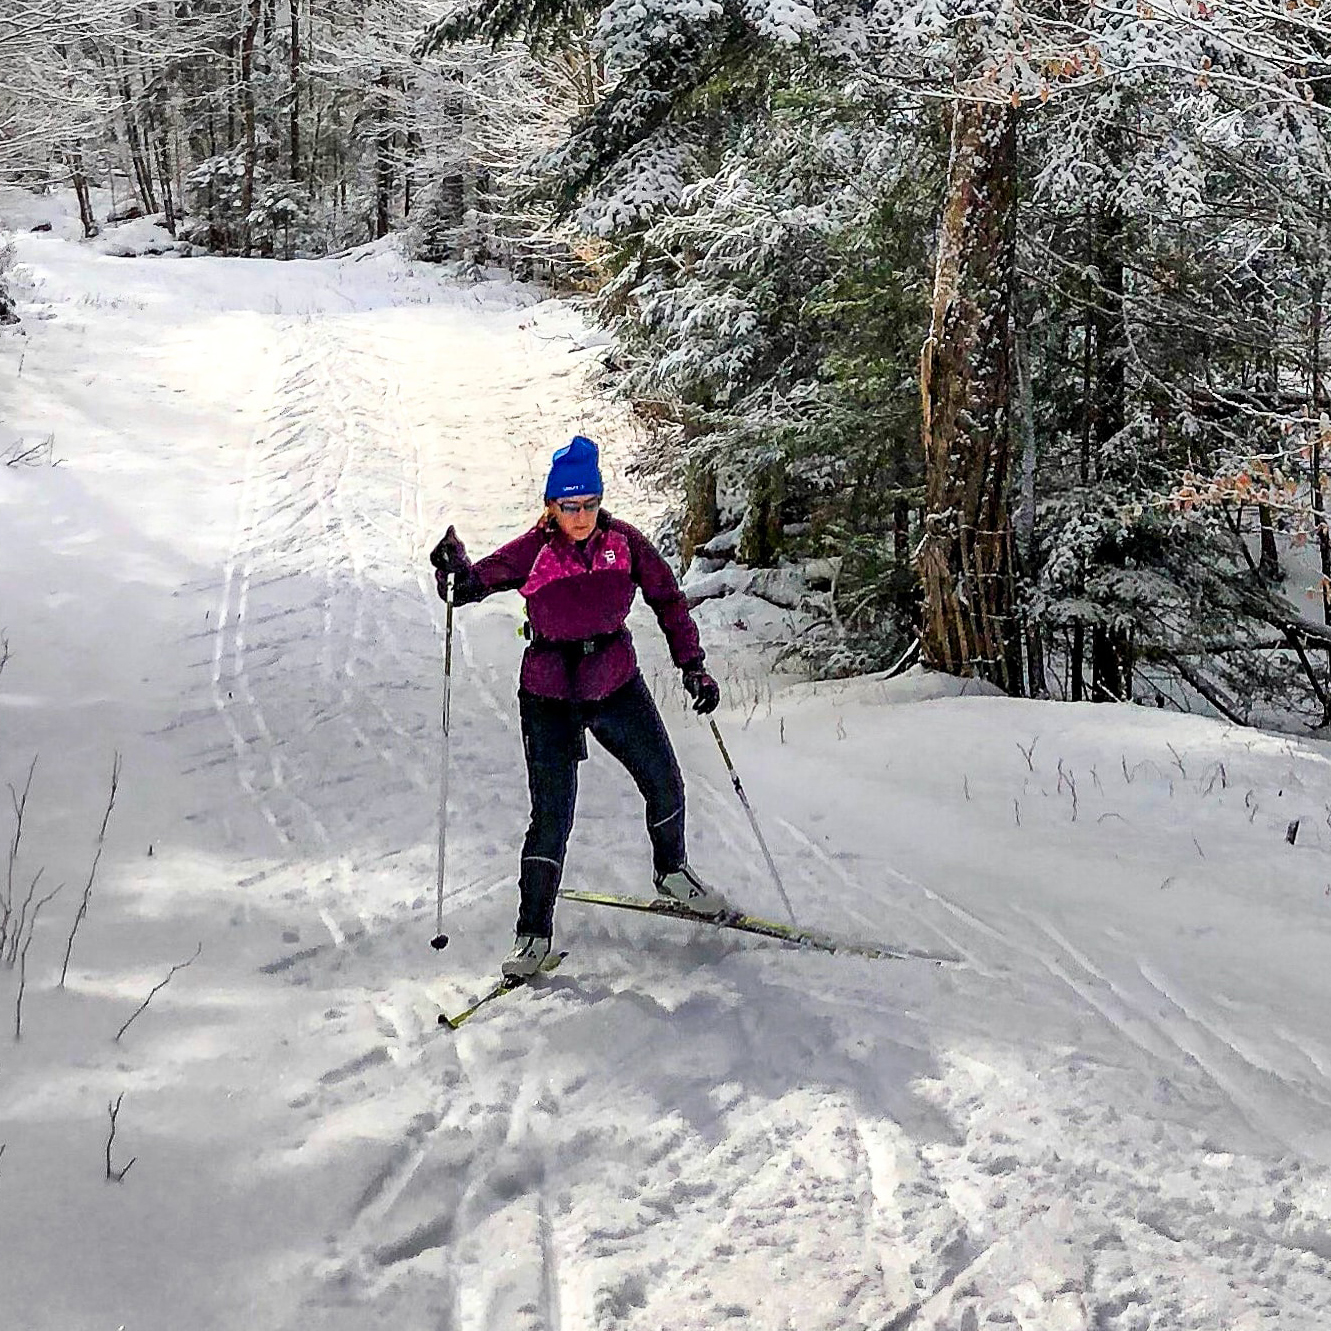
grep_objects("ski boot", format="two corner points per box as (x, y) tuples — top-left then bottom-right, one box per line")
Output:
(653, 864), (728, 917)
(502, 934), (552, 980)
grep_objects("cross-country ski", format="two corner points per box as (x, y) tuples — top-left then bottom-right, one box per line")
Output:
(559, 889), (962, 965)
(439, 951), (568, 1030)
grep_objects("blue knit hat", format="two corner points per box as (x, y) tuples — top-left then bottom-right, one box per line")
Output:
(545, 435), (603, 500)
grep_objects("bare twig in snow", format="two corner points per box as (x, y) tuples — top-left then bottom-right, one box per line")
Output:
(1013, 799), (1021, 827)
(5, 866), (50, 966)
(1167, 744), (1188, 778)
(115, 943), (202, 1042)
(0, 633), (9, 679)
(1193, 837), (1206, 859)
(963, 776), (971, 801)
(105, 1093), (136, 1183)
(60, 753), (121, 988)
(13, 879), (60, 1042)
(1058, 760), (1079, 821)
(1017, 737), (1038, 771)
(1121, 755), (1134, 784)
(2, 755), (38, 959)
(1287, 819), (1301, 845)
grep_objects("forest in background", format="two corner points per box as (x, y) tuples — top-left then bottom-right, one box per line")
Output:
(5, 0), (1331, 728)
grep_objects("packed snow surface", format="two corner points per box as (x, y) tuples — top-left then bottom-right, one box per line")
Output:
(4, 191), (1331, 1330)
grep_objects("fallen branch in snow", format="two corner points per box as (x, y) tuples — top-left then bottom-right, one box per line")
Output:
(105, 1093), (136, 1183)
(3, 434), (58, 467)
(115, 943), (202, 1043)
(0, 632), (9, 679)
(59, 753), (121, 989)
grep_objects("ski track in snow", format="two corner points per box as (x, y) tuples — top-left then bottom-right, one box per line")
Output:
(5, 215), (1331, 1331)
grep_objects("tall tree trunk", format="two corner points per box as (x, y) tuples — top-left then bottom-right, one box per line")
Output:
(1090, 180), (1132, 701)
(738, 461), (784, 567)
(1313, 321), (1331, 627)
(917, 97), (1024, 693)
(1309, 222), (1331, 717)
(156, 136), (177, 236)
(374, 77), (392, 240)
(69, 147), (96, 238)
(1091, 626), (1130, 700)
(115, 55), (157, 214)
(1259, 312), (1282, 580)
(1257, 503), (1280, 580)
(681, 458), (719, 569)
(1014, 334), (1047, 695)
(893, 496), (910, 567)
(404, 128), (421, 218)
(239, 0), (262, 253)
(289, 0), (302, 184)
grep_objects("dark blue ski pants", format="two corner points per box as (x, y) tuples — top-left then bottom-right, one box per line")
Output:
(516, 673), (686, 938)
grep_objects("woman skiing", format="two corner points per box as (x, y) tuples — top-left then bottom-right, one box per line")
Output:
(431, 435), (725, 978)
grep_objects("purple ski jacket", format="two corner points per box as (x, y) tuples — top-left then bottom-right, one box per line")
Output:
(455, 510), (704, 702)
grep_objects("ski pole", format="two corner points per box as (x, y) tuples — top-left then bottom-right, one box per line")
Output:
(707, 718), (796, 923)
(430, 569), (455, 950)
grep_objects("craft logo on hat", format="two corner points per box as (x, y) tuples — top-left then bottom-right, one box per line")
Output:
(545, 435), (603, 500)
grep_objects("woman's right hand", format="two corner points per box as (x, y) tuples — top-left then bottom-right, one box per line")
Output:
(431, 526), (470, 599)
(430, 526), (468, 573)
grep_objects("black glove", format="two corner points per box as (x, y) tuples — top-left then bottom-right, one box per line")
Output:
(682, 666), (720, 715)
(430, 526), (469, 599)
(431, 525), (468, 572)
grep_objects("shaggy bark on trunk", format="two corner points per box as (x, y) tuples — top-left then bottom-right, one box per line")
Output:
(917, 97), (1023, 692)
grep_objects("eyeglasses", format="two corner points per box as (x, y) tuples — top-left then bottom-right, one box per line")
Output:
(555, 497), (601, 515)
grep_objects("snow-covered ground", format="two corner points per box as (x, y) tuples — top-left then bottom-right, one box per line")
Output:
(4, 191), (1331, 1331)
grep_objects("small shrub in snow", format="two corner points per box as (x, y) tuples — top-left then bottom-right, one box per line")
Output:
(0, 237), (20, 326)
